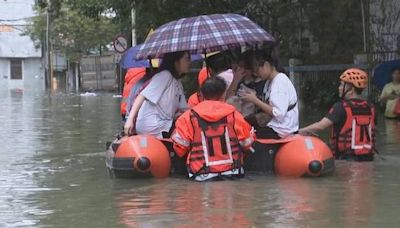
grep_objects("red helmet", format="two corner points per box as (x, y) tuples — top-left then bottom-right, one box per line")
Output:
(339, 68), (368, 89)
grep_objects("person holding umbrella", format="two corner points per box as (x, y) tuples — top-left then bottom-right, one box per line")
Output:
(379, 67), (400, 119)
(124, 51), (191, 138)
(132, 13), (274, 139)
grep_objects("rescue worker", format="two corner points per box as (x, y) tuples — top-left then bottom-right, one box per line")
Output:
(187, 67), (208, 108)
(120, 68), (146, 121)
(206, 53), (234, 91)
(172, 77), (254, 181)
(299, 68), (376, 161)
(187, 53), (234, 108)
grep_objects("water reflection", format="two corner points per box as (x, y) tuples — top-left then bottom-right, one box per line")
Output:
(115, 179), (254, 227)
(382, 119), (400, 149)
(0, 89), (52, 227)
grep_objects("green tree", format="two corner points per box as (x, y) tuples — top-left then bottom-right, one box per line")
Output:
(26, 2), (118, 62)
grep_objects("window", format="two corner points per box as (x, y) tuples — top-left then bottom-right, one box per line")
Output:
(10, 59), (22, 80)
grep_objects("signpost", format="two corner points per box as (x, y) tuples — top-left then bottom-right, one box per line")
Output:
(113, 35), (128, 53)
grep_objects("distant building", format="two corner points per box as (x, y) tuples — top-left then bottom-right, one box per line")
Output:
(369, 0), (400, 62)
(0, 0), (44, 91)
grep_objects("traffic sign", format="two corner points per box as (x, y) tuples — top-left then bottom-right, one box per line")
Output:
(113, 35), (128, 53)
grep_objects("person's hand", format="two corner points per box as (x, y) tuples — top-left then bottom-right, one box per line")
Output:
(391, 90), (400, 97)
(124, 119), (135, 136)
(299, 129), (318, 137)
(386, 93), (398, 100)
(240, 90), (258, 103)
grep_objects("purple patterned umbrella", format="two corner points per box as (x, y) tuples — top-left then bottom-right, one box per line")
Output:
(136, 13), (274, 60)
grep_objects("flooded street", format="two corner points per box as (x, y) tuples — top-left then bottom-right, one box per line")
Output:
(1, 90), (400, 228)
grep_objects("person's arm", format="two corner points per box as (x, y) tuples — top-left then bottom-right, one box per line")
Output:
(233, 111), (254, 150)
(380, 92), (398, 103)
(240, 92), (274, 116)
(379, 85), (398, 103)
(299, 117), (333, 134)
(124, 94), (145, 135)
(225, 67), (246, 99)
(171, 112), (192, 157)
(300, 102), (344, 134)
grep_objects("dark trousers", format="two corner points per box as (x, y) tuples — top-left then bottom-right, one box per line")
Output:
(244, 126), (281, 174)
(255, 126), (281, 139)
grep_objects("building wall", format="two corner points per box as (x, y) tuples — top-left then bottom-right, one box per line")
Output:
(0, 58), (44, 91)
(370, 0), (400, 52)
(0, 59), (9, 89)
(0, 0), (44, 91)
(23, 58), (45, 91)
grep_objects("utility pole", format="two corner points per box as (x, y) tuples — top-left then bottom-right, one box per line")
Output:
(361, 0), (367, 53)
(46, 7), (50, 89)
(131, 7), (136, 46)
(46, 1), (53, 91)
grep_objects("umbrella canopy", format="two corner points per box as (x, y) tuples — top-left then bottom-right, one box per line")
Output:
(373, 60), (400, 90)
(120, 44), (160, 69)
(136, 13), (274, 60)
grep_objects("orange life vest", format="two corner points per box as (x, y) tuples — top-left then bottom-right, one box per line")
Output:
(187, 92), (204, 108)
(330, 99), (376, 158)
(120, 68), (146, 115)
(187, 110), (243, 177)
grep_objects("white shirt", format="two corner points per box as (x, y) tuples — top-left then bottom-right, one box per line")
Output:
(136, 70), (187, 138)
(217, 69), (234, 88)
(263, 73), (299, 137)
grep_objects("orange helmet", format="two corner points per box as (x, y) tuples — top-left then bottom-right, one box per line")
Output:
(197, 67), (209, 87)
(339, 68), (368, 89)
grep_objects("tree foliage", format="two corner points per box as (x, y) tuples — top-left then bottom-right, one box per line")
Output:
(26, 1), (119, 62)
(27, 0), (370, 65)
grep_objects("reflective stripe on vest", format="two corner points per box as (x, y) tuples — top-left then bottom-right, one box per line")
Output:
(188, 110), (242, 176)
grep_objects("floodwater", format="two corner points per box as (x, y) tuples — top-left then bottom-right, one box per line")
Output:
(1, 90), (400, 228)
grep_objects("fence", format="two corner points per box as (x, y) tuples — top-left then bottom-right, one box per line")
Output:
(285, 63), (369, 107)
(80, 55), (116, 91)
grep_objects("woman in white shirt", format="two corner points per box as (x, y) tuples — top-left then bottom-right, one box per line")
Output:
(240, 50), (299, 139)
(124, 51), (191, 138)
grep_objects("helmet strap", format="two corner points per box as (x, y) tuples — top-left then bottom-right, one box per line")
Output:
(340, 82), (352, 100)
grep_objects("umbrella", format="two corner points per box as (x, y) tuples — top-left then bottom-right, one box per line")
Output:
(136, 13), (274, 60)
(120, 44), (203, 69)
(373, 60), (400, 90)
(120, 44), (161, 69)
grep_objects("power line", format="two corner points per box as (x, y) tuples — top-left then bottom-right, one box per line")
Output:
(0, 16), (37, 22)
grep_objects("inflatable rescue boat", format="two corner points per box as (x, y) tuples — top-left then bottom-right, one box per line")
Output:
(106, 134), (334, 178)
(105, 135), (171, 178)
(256, 135), (335, 177)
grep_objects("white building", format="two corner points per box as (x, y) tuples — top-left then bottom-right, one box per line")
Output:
(0, 0), (44, 91)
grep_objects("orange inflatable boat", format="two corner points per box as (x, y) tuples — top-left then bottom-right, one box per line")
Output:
(106, 134), (334, 178)
(255, 135), (335, 177)
(105, 135), (171, 178)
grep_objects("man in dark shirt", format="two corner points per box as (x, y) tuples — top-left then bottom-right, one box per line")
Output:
(325, 102), (347, 133)
(299, 68), (376, 160)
